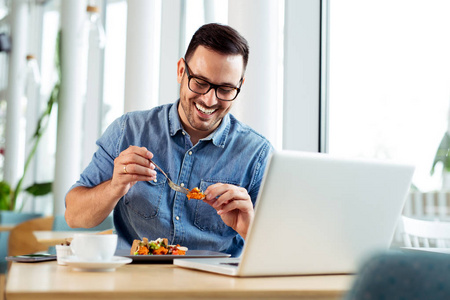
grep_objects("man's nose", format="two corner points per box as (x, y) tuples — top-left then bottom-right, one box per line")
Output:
(203, 88), (219, 105)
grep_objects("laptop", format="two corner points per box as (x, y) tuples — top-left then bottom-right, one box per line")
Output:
(174, 150), (415, 277)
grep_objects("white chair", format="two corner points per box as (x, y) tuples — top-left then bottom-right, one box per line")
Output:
(401, 215), (450, 248)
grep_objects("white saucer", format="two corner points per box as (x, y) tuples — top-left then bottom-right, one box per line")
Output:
(61, 256), (132, 272)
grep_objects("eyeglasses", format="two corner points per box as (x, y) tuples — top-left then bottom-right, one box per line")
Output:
(184, 59), (242, 101)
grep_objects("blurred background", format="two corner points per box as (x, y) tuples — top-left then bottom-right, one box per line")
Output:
(0, 0), (449, 217)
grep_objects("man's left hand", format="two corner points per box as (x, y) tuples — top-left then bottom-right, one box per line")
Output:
(203, 183), (254, 239)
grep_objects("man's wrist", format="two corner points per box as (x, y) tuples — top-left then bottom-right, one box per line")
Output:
(105, 179), (125, 200)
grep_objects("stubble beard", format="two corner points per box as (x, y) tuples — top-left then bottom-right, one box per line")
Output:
(180, 94), (228, 134)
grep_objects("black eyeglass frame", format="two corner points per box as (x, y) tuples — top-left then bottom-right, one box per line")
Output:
(184, 59), (243, 101)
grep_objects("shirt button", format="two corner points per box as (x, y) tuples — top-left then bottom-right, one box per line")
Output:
(176, 216), (180, 221)
(153, 179), (157, 183)
(182, 132), (186, 135)
(180, 183), (185, 187)
(188, 151), (193, 155)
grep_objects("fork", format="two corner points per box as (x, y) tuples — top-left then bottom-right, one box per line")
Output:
(149, 160), (190, 195)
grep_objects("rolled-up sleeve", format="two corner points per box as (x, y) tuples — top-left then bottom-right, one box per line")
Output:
(68, 115), (126, 191)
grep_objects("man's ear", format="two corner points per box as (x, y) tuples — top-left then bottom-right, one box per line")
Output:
(177, 58), (185, 84)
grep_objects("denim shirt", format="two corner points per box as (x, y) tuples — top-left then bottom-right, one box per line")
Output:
(70, 100), (273, 257)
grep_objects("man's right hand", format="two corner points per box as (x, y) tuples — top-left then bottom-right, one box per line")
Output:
(110, 146), (157, 198)
(66, 145), (156, 229)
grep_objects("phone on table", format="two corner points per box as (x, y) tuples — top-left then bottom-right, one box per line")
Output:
(6, 253), (56, 263)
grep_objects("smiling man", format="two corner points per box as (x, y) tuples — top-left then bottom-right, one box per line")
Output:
(65, 23), (273, 257)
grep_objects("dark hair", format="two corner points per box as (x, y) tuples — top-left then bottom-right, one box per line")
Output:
(184, 23), (250, 73)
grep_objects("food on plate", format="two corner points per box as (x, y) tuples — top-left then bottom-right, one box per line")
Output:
(186, 187), (205, 200)
(130, 237), (188, 255)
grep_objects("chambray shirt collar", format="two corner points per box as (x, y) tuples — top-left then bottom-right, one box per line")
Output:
(168, 99), (230, 148)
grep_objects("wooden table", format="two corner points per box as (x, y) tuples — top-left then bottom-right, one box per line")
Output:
(33, 231), (80, 247)
(6, 261), (354, 300)
(0, 224), (14, 232)
(33, 231), (101, 247)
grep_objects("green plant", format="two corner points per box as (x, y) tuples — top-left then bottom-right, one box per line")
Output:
(0, 31), (61, 211)
(430, 131), (450, 175)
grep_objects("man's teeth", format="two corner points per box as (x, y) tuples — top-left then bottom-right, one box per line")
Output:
(195, 103), (215, 115)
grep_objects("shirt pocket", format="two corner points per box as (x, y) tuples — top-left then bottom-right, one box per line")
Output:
(123, 177), (166, 219)
(193, 179), (240, 232)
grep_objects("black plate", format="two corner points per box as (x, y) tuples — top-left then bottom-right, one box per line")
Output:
(6, 253), (57, 263)
(115, 249), (231, 263)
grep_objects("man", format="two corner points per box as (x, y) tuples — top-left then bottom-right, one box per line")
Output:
(65, 23), (273, 257)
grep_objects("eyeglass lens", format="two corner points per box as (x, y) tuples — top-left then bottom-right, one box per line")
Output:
(188, 77), (238, 101)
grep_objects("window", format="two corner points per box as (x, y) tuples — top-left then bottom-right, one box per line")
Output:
(102, 0), (127, 131)
(329, 0), (450, 192)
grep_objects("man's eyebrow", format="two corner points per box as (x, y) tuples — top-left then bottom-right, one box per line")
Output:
(192, 73), (238, 87)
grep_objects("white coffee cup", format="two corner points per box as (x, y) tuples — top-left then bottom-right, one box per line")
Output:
(70, 233), (118, 262)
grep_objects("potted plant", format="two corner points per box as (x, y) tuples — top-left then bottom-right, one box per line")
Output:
(0, 32), (60, 273)
(0, 95), (55, 211)
(0, 84), (57, 270)
(0, 31), (60, 213)
(430, 130), (450, 190)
